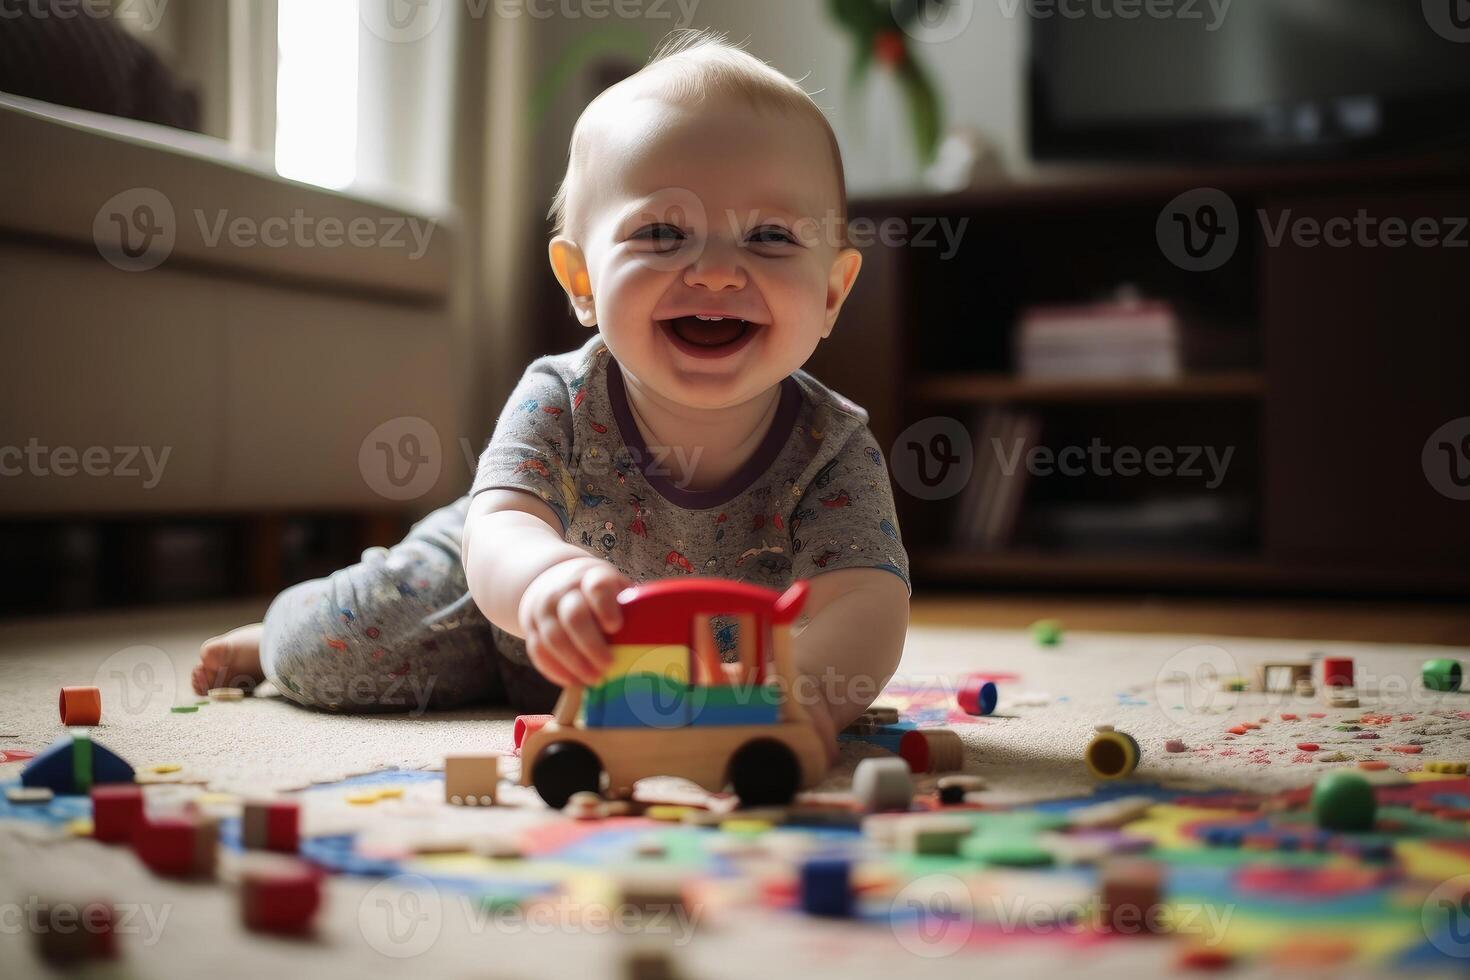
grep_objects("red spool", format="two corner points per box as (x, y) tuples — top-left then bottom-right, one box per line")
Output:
(59, 686), (102, 726)
(513, 714), (553, 750)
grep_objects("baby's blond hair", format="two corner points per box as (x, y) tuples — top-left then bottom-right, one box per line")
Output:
(548, 29), (848, 249)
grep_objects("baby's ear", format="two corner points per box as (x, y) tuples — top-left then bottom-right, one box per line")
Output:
(548, 237), (597, 327)
(822, 248), (863, 338)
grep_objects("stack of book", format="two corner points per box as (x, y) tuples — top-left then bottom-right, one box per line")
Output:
(952, 407), (1043, 550)
(1015, 295), (1181, 380)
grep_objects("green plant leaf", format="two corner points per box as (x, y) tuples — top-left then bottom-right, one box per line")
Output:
(898, 58), (943, 165)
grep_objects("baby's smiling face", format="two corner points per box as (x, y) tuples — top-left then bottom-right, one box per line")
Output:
(552, 93), (861, 412)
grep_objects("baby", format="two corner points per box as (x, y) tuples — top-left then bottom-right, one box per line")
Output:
(192, 32), (911, 760)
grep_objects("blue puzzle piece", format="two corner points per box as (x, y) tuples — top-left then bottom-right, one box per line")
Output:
(21, 733), (133, 795)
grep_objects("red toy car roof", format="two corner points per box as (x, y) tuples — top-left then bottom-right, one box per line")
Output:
(608, 578), (809, 645)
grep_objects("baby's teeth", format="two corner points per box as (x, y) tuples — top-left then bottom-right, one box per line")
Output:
(695, 315), (724, 321)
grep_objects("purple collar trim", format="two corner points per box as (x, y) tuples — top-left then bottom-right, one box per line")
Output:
(605, 359), (800, 510)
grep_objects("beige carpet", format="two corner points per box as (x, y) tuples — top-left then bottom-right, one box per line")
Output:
(2, 600), (1469, 979)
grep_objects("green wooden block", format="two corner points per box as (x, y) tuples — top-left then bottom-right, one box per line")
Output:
(71, 732), (92, 793)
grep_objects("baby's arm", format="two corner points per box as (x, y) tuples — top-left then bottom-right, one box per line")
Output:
(791, 567), (910, 755)
(463, 489), (629, 688)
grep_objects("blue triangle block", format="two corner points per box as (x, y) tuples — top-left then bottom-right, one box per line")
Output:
(21, 734), (134, 795)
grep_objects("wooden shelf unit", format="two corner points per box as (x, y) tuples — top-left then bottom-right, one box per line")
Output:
(811, 158), (1470, 597)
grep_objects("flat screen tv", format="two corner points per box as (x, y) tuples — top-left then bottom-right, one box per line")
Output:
(1029, 0), (1470, 163)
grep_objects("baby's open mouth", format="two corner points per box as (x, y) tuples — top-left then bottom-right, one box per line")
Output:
(658, 315), (760, 357)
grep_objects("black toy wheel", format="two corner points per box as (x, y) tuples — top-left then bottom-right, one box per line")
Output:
(531, 741), (602, 808)
(727, 738), (800, 806)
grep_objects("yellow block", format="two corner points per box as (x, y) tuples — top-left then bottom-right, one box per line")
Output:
(599, 644), (689, 685)
(645, 805), (694, 822)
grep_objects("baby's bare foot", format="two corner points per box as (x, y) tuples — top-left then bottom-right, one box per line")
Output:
(193, 623), (265, 695)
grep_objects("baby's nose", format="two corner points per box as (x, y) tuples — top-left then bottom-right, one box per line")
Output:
(682, 240), (747, 290)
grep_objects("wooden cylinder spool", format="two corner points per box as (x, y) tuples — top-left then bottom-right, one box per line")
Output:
(59, 686), (102, 727)
(513, 714), (553, 750)
(899, 729), (964, 774)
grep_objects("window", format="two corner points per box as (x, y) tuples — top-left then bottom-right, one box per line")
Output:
(274, 0), (358, 189)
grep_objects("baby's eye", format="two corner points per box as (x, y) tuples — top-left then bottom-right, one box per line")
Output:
(631, 224), (686, 250)
(748, 225), (797, 246)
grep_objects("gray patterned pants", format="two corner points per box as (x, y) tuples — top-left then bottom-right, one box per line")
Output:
(259, 497), (560, 714)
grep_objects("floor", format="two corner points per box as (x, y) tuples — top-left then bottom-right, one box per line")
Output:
(913, 592), (1470, 646)
(3, 593), (1469, 978)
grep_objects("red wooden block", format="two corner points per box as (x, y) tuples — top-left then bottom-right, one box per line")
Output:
(134, 815), (216, 878)
(240, 856), (323, 934)
(90, 784), (144, 844)
(1322, 657), (1354, 687)
(1100, 858), (1165, 935)
(245, 799), (301, 852)
(265, 800), (299, 852)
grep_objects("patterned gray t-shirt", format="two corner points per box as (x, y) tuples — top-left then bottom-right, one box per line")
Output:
(471, 335), (909, 663)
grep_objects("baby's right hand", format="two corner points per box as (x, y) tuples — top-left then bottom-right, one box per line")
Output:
(519, 557), (630, 687)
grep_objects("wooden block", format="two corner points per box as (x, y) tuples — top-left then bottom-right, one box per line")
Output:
(1068, 795), (1154, 830)
(1100, 857), (1165, 935)
(1255, 662), (1312, 694)
(624, 948), (679, 980)
(243, 799), (299, 852)
(90, 784), (144, 843)
(895, 814), (976, 855)
(208, 687), (245, 701)
(799, 856), (853, 918)
(34, 900), (115, 965)
(616, 869), (686, 913)
(444, 753), (499, 806)
(6, 786), (54, 804)
(134, 814), (216, 878)
(240, 854), (322, 934)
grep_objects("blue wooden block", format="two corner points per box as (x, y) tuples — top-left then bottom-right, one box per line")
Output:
(21, 733), (133, 795)
(799, 857), (853, 918)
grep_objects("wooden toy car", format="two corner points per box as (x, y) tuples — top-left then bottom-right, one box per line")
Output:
(520, 579), (827, 807)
